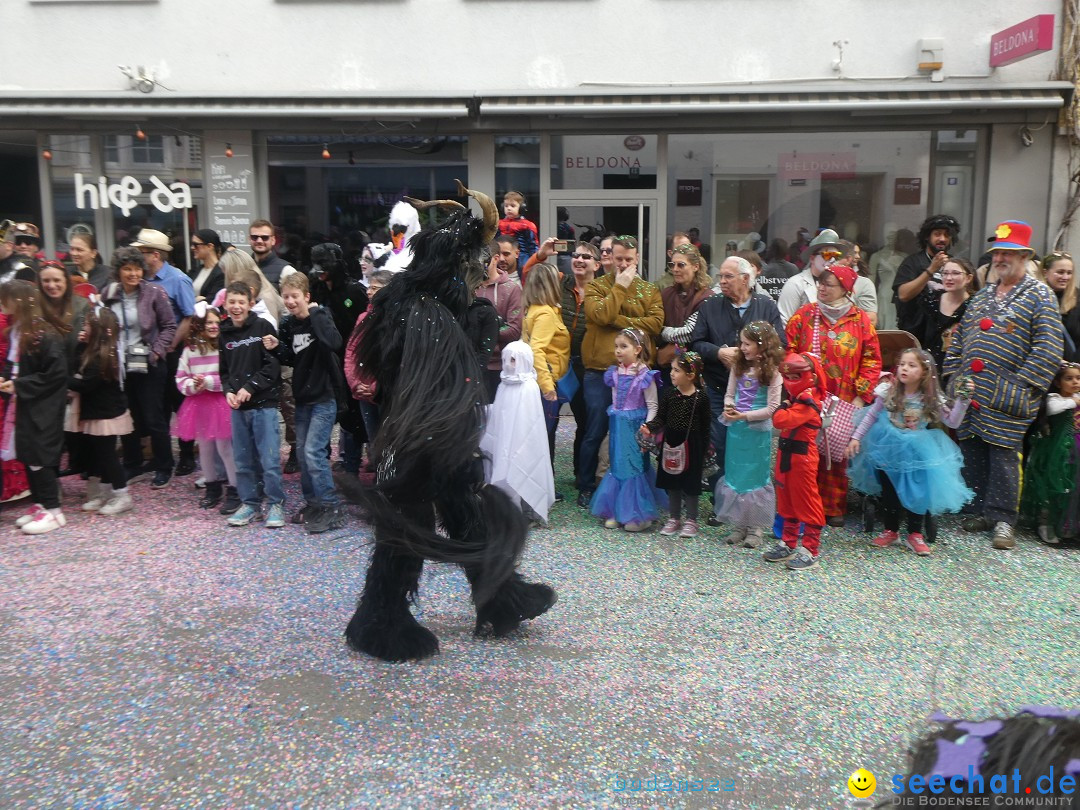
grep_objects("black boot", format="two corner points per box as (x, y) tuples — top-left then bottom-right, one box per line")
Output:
(199, 480), (224, 509)
(219, 485), (241, 515)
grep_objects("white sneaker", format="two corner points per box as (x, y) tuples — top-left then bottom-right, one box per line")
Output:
(15, 503), (45, 527)
(98, 492), (133, 516)
(22, 509), (66, 535)
(82, 482), (112, 512)
(194, 476), (206, 489)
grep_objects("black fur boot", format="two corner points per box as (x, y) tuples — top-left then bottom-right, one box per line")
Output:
(470, 570), (558, 638)
(345, 542), (438, 662)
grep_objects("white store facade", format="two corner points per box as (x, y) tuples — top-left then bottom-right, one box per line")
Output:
(0, 0), (1075, 281)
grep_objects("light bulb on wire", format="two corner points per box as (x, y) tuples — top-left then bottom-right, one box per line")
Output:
(135, 126), (146, 141)
(225, 143), (234, 158)
(321, 143), (331, 160)
(42, 148), (53, 161)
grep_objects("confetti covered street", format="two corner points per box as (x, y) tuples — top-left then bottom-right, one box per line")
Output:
(2, 426), (1077, 809)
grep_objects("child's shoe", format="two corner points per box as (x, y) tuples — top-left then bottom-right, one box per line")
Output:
(219, 486), (242, 515)
(199, 481), (223, 509)
(15, 503), (46, 528)
(679, 520), (699, 538)
(725, 526), (748, 545)
(659, 518), (681, 536)
(742, 527), (764, 548)
(762, 541), (797, 563)
(98, 491), (133, 516)
(81, 477), (107, 511)
(870, 530), (900, 548)
(905, 532), (931, 556)
(22, 508), (66, 535)
(264, 503), (286, 528)
(623, 520), (651, 533)
(227, 504), (261, 526)
(786, 547), (819, 571)
(603, 518), (619, 529)
(1037, 525), (1060, 545)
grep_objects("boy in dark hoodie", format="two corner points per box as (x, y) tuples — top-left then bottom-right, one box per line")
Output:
(219, 281), (285, 528)
(265, 273), (346, 534)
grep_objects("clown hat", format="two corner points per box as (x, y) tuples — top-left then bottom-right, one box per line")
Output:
(987, 220), (1033, 252)
(824, 263), (858, 293)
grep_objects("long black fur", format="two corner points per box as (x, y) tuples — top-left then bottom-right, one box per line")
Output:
(344, 205), (555, 661)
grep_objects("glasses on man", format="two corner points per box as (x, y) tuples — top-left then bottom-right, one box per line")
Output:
(14, 236), (38, 246)
(570, 253), (595, 261)
(817, 249), (843, 261)
(249, 234), (271, 241)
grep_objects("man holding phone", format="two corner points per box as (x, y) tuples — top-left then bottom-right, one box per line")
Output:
(892, 214), (961, 336)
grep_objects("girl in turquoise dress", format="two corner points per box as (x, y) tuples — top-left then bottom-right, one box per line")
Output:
(590, 327), (666, 532)
(847, 349), (973, 557)
(713, 322), (784, 548)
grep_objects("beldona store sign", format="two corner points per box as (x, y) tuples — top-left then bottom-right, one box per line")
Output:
(990, 15), (1054, 67)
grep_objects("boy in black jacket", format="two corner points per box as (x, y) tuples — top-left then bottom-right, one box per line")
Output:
(265, 273), (345, 533)
(220, 281), (285, 528)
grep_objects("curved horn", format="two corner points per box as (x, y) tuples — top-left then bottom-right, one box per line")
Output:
(403, 196), (466, 211)
(455, 179), (498, 243)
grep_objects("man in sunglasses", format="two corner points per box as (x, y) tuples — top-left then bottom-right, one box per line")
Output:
(0, 224), (34, 283)
(248, 219), (298, 293)
(776, 229), (848, 325)
(6, 222), (42, 276)
(892, 214), (961, 336)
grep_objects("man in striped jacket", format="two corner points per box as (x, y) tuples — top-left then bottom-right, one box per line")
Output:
(944, 220), (1063, 550)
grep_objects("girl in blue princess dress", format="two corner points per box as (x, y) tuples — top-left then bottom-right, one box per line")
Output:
(846, 348), (974, 557)
(590, 327), (666, 532)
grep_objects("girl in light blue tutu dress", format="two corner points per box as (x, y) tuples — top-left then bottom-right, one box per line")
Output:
(590, 327), (667, 532)
(845, 348), (974, 557)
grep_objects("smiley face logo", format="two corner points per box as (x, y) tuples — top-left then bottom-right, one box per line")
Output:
(848, 768), (876, 798)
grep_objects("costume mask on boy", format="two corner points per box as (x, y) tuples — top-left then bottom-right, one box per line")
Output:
(779, 352), (826, 401)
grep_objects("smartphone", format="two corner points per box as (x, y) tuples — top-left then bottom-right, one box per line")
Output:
(553, 240), (570, 253)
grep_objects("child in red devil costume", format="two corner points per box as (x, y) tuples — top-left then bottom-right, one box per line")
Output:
(763, 352), (827, 571)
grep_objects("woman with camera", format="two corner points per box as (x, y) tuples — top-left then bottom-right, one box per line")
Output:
(102, 246), (177, 487)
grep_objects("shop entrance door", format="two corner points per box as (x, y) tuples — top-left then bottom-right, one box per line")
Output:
(546, 197), (660, 282)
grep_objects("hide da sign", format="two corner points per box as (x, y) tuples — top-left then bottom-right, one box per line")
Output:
(73, 173), (193, 215)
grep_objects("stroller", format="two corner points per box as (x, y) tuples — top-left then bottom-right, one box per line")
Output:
(859, 330), (939, 544)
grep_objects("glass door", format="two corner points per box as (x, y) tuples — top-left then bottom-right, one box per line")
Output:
(546, 198), (659, 282)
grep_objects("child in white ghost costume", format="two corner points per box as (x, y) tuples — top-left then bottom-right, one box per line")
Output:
(480, 340), (555, 522)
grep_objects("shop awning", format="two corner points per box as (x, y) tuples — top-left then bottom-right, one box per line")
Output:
(0, 94), (473, 119)
(480, 83), (1073, 116)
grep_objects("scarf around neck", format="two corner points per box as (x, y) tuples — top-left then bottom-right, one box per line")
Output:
(817, 299), (852, 324)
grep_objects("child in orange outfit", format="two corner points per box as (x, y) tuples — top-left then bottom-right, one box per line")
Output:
(763, 352), (827, 571)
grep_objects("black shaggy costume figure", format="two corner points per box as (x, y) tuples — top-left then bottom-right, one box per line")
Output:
(344, 181), (557, 662)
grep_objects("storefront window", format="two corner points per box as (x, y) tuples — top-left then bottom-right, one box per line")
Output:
(267, 135), (468, 244)
(551, 134), (658, 191)
(46, 133), (203, 267)
(667, 130), (981, 265)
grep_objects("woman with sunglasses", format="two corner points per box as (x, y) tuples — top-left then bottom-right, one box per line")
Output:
(522, 238), (602, 485)
(786, 262), (882, 527)
(657, 243), (713, 380)
(1035, 252), (1080, 361)
(189, 229), (225, 303)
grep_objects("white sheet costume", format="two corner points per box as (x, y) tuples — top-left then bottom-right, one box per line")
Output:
(480, 341), (555, 522)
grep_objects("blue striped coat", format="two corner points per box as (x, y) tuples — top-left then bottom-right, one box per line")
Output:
(943, 276), (1063, 449)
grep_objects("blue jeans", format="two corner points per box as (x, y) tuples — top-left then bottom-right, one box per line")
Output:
(542, 394), (560, 466)
(295, 399), (340, 507)
(575, 370), (610, 492)
(231, 406), (284, 508)
(358, 401), (382, 447)
(705, 382), (728, 488)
